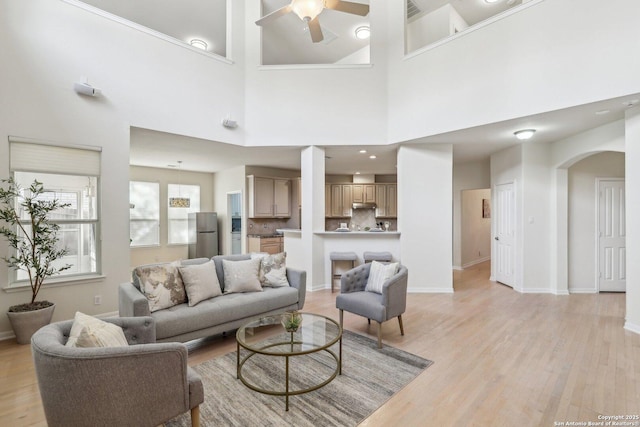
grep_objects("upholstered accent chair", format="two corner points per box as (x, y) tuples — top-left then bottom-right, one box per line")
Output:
(335, 262), (408, 348)
(31, 316), (203, 427)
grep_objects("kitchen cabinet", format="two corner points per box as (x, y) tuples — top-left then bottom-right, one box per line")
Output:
(352, 184), (376, 204)
(329, 184), (352, 218)
(247, 235), (283, 255)
(376, 184), (397, 218)
(247, 175), (291, 218)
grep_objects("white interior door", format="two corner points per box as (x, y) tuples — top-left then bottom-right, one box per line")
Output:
(494, 182), (516, 287)
(598, 179), (626, 292)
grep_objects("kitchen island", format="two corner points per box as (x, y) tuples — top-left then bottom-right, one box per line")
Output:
(278, 229), (401, 291)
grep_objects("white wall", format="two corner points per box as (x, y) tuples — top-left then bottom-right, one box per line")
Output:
(129, 166), (215, 267)
(388, 0), (640, 144)
(453, 159), (491, 269)
(461, 189), (491, 267)
(624, 108), (640, 333)
(407, 5), (452, 52)
(568, 152), (625, 292)
(398, 144), (453, 292)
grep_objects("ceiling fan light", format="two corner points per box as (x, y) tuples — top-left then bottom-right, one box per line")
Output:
(291, 0), (325, 21)
(514, 129), (536, 140)
(355, 26), (370, 40)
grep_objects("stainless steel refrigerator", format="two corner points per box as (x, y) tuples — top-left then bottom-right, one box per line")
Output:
(188, 212), (218, 259)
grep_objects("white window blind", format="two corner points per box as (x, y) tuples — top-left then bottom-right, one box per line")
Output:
(10, 139), (101, 176)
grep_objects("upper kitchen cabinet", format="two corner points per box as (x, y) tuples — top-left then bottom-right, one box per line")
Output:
(247, 175), (291, 218)
(352, 184), (376, 204)
(329, 184), (353, 218)
(376, 184), (397, 218)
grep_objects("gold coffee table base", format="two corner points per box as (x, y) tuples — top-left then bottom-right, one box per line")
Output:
(236, 313), (343, 411)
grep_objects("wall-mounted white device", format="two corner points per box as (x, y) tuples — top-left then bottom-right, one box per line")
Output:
(74, 79), (101, 97)
(222, 118), (238, 129)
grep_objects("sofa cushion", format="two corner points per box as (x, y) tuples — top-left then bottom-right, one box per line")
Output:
(132, 258), (210, 290)
(212, 254), (251, 292)
(152, 287), (299, 340)
(365, 261), (399, 294)
(66, 312), (129, 348)
(222, 258), (263, 294)
(136, 261), (187, 312)
(179, 260), (222, 306)
(258, 252), (290, 288)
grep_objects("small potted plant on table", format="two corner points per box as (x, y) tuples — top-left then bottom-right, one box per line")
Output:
(0, 178), (71, 344)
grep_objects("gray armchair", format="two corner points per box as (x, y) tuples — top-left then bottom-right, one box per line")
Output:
(31, 316), (203, 427)
(335, 262), (408, 348)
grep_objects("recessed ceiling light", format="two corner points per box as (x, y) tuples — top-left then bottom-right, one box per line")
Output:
(485, 0), (500, 3)
(355, 171), (361, 175)
(190, 39), (208, 50)
(514, 129), (536, 140)
(359, 149), (367, 153)
(595, 109), (610, 115)
(355, 26), (370, 40)
(369, 155), (377, 159)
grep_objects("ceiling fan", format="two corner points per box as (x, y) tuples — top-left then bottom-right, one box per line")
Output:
(256, 0), (370, 43)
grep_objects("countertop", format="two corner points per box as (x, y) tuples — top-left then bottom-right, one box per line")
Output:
(316, 231), (400, 236)
(246, 233), (283, 238)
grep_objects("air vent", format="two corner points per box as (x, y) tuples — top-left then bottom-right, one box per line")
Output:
(406, 0), (421, 20)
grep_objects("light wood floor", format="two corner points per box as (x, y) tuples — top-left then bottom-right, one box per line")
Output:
(2, 261), (639, 426)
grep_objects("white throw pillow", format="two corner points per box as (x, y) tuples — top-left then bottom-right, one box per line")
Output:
(66, 312), (129, 348)
(222, 258), (263, 294)
(259, 252), (290, 287)
(365, 261), (399, 294)
(179, 260), (222, 306)
(136, 261), (186, 312)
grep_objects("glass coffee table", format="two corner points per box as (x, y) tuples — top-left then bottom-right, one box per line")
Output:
(236, 312), (342, 411)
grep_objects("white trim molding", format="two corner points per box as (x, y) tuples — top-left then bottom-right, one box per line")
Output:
(408, 287), (454, 294)
(624, 321), (640, 335)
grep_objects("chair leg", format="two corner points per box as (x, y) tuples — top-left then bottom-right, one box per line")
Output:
(339, 310), (344, 330)
(191, 405), (200, 427)
(398, 315), (405, 336)
(377, 321), (383, 348)
(367, 318), (371, 325)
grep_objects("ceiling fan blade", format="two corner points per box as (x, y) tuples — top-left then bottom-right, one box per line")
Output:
(325, 0), (370, 16)
(307, 17), (324, 43)
(255, 5), (293, 26)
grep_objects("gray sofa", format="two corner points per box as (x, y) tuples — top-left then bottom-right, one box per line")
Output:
(119, 254), (306, 343)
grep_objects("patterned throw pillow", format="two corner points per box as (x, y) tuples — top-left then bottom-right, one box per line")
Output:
(222, 258), (263, 294)
(365, 261), (399, 294)
(135, 261), (187, 312)
(259, 252), (290, 287)
(179, 260), (222, 306)
(66, 312), (128, 348)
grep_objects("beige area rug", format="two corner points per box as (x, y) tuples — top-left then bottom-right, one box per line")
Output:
(166, 330), (433, 427)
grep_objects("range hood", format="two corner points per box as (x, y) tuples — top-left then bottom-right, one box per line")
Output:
(352, 202), (377, 209)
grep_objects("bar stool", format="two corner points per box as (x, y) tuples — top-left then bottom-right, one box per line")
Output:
(330, 251), (358, 292)
(363, 251), (393, 263)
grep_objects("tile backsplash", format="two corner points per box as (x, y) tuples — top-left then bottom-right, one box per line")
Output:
(326, 209), (396, 231)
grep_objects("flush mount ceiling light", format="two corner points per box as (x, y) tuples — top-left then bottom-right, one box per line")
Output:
(369, 155), (377, 159)
(189, 39), (208, 50)
(514, 129), (536, 140)
(359, 149), (367, 153)
(355, 26), (370, 40)
(485, 0), (500, 3)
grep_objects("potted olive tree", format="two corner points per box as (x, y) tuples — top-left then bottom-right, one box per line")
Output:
(0, 178), (71, 344)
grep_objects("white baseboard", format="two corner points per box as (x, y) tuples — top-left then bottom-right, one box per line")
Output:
(452, 265), (463, 271)
(552, 289), (570, 296)
(0, 331), (15, 342)
(519, 288), (553, 294)
(624, 321), (640, 335)
(462, 256), (491, 269)
(568, 288), (597, 294)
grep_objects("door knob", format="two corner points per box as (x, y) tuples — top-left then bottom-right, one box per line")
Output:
(494, 236), (499, 241)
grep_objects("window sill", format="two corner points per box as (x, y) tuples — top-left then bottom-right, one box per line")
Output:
(3, 274), (106, 293)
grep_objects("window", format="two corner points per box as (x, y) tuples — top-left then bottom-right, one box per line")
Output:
(9, 139), (101, 284)
(129, 181), (160, 247)
(168, 184), (200, 244)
